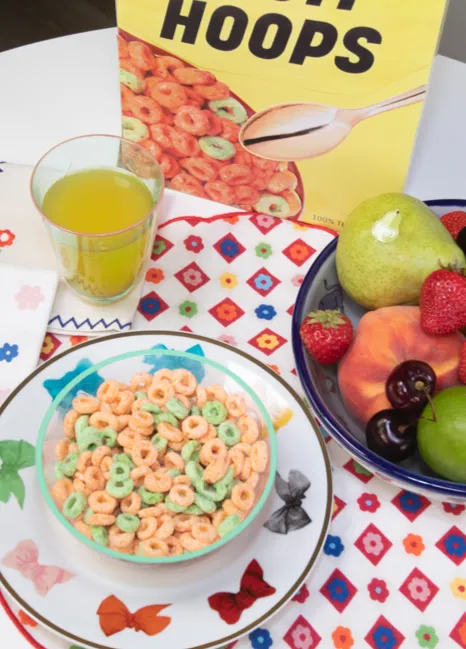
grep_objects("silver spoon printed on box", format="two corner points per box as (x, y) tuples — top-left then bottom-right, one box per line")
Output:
(240, 86), (426, 161)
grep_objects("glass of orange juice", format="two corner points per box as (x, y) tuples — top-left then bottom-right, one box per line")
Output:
(31, 134), (163, 304)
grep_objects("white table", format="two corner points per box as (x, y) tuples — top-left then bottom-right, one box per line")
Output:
(1, 26), (466, 648)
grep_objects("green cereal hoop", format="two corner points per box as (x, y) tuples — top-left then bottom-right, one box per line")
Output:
(54, 461), (65, 480)
(166, 397), (190, 420)
(116, 513), (140, 533)
(208, 98), (248, 125)
(77, 427), (102, 453)
(62, 452), (79, 477)
(194, 493), (216, 514)
(106, 478), (134, 499)
(119, 68), (144, 93)
(196, 480), (226, 503)
(185, 461), (204, 487)
(63, 492), (87, 519)
(141, 401), (162, 414)
(134, 391), (148, 400)
(101, 427), (117, 447)
(110, 462), (131, 481)
(184, 504), (203, 515)
(168, 469), (181, 478)
(154, 412), (179, 428)
(202, 400), (227, 425)
(218, 513), (242, 538)
(84, 507), (94, 524)
(122, 116), (149, 143)
(199, 136), (236, 161)
(151, 433), (168, 452)
(254, 194), (291, 218)
(113, 453), (135, 468)
(181, 440), (201, 463)
(138, 487), (164, 505)
(165, 497), (186, 513)
(74, 415), (89, 436)
(215, 465), (234, 488)
(190, 405), (201, 416)
(217, 421), (241, 446)
(91, 525), (109, 546)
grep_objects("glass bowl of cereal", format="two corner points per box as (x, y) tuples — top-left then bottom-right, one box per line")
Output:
(36, 347), (277, 564)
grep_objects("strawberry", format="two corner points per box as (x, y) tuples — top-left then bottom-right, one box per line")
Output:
(299, 309), (353, 365)
(420, 269), (466, 335)
(440, 211), (466, 239)
(460, 342), (466, 384)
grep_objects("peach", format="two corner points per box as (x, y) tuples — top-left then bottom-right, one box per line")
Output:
(338, 306), (464, 425)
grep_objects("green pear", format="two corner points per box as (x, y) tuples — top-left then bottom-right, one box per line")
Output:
(336, 193), (466, 310)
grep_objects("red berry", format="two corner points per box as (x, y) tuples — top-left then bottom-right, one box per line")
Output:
(440, 211), (466, 239)
(420, 269), (466, 335)
(299, 309), (353, 365)
(460, 342), (466, 384)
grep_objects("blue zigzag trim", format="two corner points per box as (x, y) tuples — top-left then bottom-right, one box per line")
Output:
(48, 315), (132, 331)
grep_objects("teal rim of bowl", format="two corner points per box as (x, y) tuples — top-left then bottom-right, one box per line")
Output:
(36, 348), (278, 564)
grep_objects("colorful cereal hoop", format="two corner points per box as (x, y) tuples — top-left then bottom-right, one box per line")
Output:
(0, 331), (331, 649)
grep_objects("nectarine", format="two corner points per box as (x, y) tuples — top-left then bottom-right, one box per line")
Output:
(338, 306), (464, 425)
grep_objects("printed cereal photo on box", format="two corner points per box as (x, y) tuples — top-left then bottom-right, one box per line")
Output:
(116, 0), (447, 231)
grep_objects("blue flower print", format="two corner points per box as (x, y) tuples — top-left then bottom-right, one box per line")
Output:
(327, 577), (349, 603)
(254, 273), (273, 292)
(444, 534), (466, 558)
(220, 238), (239, 258)
(399, 491), (422, 513)
(0, 343), (19, 363)
(372, 625), (396, 649)
(255, 304), (277, 321)
(143, 344), (206, 383)
(249, 628), (273, 649)
(324, 535), (344, 557)
(43, 358), (105, 415)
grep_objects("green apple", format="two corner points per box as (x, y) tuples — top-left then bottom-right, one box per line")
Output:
(418, 386), (466, 483)
(336, 193), (466, 310)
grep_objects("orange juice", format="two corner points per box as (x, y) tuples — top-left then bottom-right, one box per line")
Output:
(42, 169), (155, 301)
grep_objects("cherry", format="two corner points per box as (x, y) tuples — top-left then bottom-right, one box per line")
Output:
(386, 360), (436, 411)
(366, 409), (417, 462)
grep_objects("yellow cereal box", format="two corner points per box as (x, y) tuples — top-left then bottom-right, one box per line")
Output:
(116, 0), (447, 231)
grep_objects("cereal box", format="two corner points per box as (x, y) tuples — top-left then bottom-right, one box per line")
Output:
(116, 0), (447, 231)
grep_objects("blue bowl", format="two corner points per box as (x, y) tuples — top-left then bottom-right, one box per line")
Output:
(292, 200), (466, 503)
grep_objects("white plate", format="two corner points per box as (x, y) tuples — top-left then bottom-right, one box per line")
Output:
(0, 332), (332, 649)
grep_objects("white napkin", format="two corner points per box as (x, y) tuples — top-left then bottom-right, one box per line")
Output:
(0, 263), (58, 403)
(0, 162), (233, 336)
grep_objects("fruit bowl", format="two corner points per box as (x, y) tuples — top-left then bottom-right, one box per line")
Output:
(37, 347), (277, 563)
(292, 199), (466, 503)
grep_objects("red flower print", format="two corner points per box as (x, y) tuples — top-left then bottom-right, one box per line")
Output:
(292, 583), (310, 603)
(184, 235), (204, 253)
(332, 626), (354, 649)
(368, 578), (389, 603)
(357, 493), (381, 513)
(146, 268), (165, 284)
(0, 229), (15, 247)
(443, 502), (465, 516)
(403, 533), (425, 556)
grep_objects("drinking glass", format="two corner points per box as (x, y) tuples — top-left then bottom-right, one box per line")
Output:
(31, 134), (164, 304)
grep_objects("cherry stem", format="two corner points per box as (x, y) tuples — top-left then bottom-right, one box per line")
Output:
(415, 381), (437, 423)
